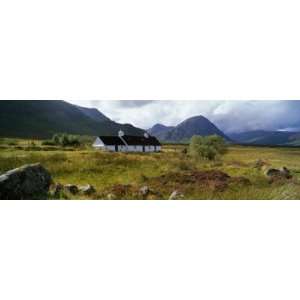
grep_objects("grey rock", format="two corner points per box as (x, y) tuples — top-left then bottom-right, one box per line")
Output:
(64, 184), (79, 195)
(0, 163), (52, 200)
(139, 186), (150, 197)
(265, 167), (292, 179)
(169, 190), (184, 200)
(265, 168), (281, 177)
(79, 184), (96, 195)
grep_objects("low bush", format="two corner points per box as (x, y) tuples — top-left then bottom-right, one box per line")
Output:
(41, 140), (56, 146)
(8, 141), (17, 146)
(44, 133), (82, 147)
(189, 135), (228, 161)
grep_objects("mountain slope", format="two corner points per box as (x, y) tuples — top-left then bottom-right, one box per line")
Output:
(229, 130), (300, 146)
(147, 123), (175, 141)
(75, 105), (111, 122)
(149, 116), (229, 142)
(0, 100), (144, 139)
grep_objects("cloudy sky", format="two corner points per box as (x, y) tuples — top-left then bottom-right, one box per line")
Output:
(68, 100), (300, 133)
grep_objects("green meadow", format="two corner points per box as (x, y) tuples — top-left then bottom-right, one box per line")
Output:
(1, 138), (300, 199)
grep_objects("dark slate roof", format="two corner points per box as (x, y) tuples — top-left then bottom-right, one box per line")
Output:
(98, 136), (125, 145)
(122, 135), (161, 146)
(98, 135), (161, 146)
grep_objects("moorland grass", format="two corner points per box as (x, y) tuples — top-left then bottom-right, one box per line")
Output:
(1, 140), (300, 199)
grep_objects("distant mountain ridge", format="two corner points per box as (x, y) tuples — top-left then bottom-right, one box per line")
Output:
(148, 115), (229, 142)
(229, 130), (300, 146)
(147, 124), (175, 141)
(0, 100), (144, 139)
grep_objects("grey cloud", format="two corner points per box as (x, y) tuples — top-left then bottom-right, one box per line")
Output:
(67, 100), (300, 133)
(210, 101), (300, 133)
(114, 100), (155, 108)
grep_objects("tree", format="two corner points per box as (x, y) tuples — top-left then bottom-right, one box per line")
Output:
(189, 135), (227, 161)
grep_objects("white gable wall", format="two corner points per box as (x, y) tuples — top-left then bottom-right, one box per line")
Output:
(93, 137), (105, 148)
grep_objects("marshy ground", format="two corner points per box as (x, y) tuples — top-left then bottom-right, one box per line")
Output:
(1, 138), (300, 199)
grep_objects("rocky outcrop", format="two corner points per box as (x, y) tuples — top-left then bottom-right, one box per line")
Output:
(0, 163), (52, 199)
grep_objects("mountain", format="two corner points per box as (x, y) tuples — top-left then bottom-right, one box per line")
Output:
(149, 116), (229, 142)
(147, 123), (175, 141)
(0, 100), (144, 139)
(229, 130), (300, 146)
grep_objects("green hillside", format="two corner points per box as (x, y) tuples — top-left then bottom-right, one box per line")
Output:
(0, 100), (144, 139)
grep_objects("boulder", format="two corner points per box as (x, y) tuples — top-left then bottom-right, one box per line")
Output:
(264, 167), (292, 179)
(169, 190), (184, 200)
(64, 184), (79, 195)
(0, 163), (52, 200)
(265, 168), (281, 177)
(78, 184), (96, 195)
(139, 186), (150, 197)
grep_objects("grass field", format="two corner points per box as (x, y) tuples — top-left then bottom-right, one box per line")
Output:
(1, 138), (300, 199)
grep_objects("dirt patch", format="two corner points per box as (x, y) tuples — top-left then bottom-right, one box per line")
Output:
(109, 184), (133, 198)
(156, 170), (229, 185)
(149, 170), (249, 193)
(100, 170), (252, 199)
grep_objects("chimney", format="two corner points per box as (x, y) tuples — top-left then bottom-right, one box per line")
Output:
(118, 130), (124, 137)
(144, 132), (149, 138)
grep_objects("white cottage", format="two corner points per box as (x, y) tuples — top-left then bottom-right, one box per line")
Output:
(93, 131), (161, 152)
